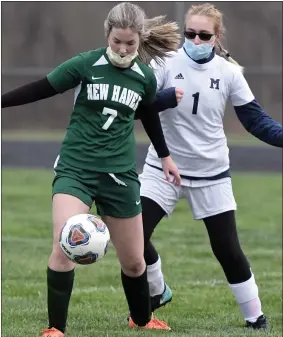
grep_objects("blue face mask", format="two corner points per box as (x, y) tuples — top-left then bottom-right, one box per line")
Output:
(183, 38), (214, 61)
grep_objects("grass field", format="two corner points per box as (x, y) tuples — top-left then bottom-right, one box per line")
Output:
(2, 169), (282, 337)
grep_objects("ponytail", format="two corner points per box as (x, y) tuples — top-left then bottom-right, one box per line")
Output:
(217, 41), (244, 73)
(138, 16), (181, 65)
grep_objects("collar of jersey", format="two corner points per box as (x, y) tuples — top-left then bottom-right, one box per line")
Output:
(182, 47), (216, 70)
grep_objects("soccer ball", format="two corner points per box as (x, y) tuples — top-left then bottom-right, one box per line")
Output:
(59, 214), (110, 265)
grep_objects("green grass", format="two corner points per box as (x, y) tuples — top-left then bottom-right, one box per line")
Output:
(2, 169), (282, 337)
(1, 129), (269, 146)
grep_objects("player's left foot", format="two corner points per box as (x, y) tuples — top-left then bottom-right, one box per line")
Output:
(246, 315), (268, 330)
(128, 314), (171, 331)
(41, 327), (64, 337)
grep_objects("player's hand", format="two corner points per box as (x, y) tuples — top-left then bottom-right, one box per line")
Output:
(175, 88), (184, 104)
(161, 156), (181, 185)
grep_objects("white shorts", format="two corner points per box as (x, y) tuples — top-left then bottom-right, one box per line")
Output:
(139, 164), (237, 220)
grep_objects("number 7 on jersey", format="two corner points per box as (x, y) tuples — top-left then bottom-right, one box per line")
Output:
(102, 107), (117, 130)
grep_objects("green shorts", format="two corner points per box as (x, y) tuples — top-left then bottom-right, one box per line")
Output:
(53, 163), (141, 218)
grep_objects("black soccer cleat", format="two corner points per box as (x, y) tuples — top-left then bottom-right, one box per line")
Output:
(150, 283), (173, 312)
(246, 315), (268, 330)
(126, 283), (173, 321)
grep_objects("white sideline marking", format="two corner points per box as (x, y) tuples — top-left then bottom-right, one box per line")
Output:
(2, 236), (115, 248)
(70, 272), (282, 295)
(2, 237), (281, 257)
(2, 236), (52, 243)
(72, 286), (123, 294)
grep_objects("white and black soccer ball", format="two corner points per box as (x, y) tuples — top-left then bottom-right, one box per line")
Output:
(59, 214), (110, 265)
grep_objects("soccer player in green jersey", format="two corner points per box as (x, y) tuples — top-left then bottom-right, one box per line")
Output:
(2, 2), (183, 335)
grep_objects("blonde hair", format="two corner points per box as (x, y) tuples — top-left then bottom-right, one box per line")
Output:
(104, 2), (180, 65)
(185, 3), (244, 72)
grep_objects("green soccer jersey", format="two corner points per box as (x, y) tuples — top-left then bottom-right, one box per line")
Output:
(47, 47), (157, 173)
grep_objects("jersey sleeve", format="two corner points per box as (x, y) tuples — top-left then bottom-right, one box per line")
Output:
(229, 69), (255, 106)
(47, 54), (84, 93)
(142, 71), (157, 106)
(149, 59), (166, 91)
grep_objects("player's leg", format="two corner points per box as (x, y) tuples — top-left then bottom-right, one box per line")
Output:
(139, 165), (180, 309)
(203, 210), (266, 329)
(97, 170), (170, 330)
(186, 179), (267, 329)
(142, 197), (173, 311)
(42, 176), (92, 337)
(103, 214), (170, 330)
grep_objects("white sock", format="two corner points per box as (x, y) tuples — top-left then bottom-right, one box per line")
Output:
(239, 298), (263, 323)
(147, 256), (165, 297)
(229, 272), (263, 322)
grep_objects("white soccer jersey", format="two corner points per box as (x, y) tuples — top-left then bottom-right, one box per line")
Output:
(146, 48), (254, 177)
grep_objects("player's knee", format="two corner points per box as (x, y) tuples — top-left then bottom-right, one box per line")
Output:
(121, 258), (146, 277)
(49, 248), (76, 271)
(212, 241), (242, 264)
(212, 244), (251, 283)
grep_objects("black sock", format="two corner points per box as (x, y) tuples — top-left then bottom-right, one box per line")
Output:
(121, 269), (151, 326)
(47, 267), (75, 333)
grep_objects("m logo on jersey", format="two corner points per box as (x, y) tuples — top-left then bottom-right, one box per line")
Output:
(210, 78), (220, 90)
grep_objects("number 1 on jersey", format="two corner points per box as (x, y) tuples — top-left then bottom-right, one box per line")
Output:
(192, 92), (199, 115)
(102, 107), (117, 130)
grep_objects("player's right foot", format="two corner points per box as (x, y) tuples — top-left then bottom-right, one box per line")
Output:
(151, 283), (173, 312)
(246, 315), (268, 330)
(128, 314), (171, 330)
(126, 283), (173, 322)
(41, 327), (64, 337)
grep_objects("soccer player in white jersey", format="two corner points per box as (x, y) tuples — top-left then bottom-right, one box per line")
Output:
(138, 3), (282, 330)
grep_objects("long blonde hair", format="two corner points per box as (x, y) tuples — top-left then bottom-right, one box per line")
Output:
(104, 2), (180, 65)
(185, 3), (244, 72)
